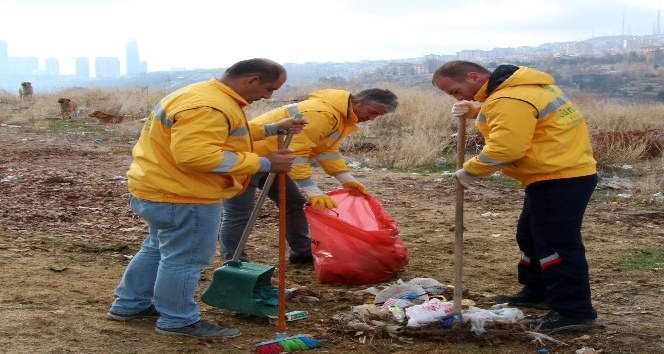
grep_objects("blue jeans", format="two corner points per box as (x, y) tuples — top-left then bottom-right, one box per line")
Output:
(109, 195), (221, 328)
(516, 174), (598, 318)
(219, 173), (311, 263)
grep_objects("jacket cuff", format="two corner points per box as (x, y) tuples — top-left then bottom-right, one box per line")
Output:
(257, 157), (271, 172)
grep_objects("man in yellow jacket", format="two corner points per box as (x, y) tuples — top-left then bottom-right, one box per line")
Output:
(433, 61), (597, 333)
(219, 88), (398, 264)
(107, 58), (305, 338)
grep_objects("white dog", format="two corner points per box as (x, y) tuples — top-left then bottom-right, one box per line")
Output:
(19, 82), (33, 101)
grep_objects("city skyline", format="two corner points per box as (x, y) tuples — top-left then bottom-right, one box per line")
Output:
(0, 0), (661, 75)
(1, 32), (662, 80)
(1, 30), (662, 86)
(0, 39), (147, 78)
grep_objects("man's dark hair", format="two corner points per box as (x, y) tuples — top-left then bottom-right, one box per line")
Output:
(223, 58), (286, 83)
(352, 88), (398, 112)
(431, 60), (491, 84)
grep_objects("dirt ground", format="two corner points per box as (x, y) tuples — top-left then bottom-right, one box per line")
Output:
(1, 120), (663, 354)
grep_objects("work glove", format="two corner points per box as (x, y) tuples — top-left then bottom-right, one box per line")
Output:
(451, 100), (479, 120)
(454, 168), (480, 188)
(333, 171), (369, 194)
(342, 181), (368, 194)
(300, 184), (338, 209)
(309, 195), (338, 209)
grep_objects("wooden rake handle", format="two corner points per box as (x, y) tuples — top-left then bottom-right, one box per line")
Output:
(453, 115), (467, 316)
(277, 133), (287, 335)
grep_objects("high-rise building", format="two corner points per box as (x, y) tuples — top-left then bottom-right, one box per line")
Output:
(76, 57), (90, 78)
(45, 57), (59, 75)
(0, 40), (8, 78)
(95, 57), (121, 78)
(126, 40), (146, 75)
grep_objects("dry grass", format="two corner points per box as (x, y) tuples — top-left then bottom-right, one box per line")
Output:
(0, 87), (163, 122)
(345, 84), (461, 168)
(570, 93), (664, 197)
(0, 87), (162, 142)
(1, 83), (662, 200)
(578, 97), (663, 159)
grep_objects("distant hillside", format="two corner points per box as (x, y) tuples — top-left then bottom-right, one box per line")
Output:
(1, 37), (662, 102)
(346, 52), (664, 102)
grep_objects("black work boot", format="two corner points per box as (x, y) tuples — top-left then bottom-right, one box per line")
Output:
(288, 254), (314, 265)
(490, 289), (548, 309)
(524, 311), (597, 333)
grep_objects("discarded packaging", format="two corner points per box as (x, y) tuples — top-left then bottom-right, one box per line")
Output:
(380, 298), (413, 310)
(463, 307), (524, 335)
(441, 316), (454, 329)
(405, 298), (455, 327)
(374, 284), (428, 304)
(352, 304), (383, 317)
(285, 310), (308, 321)
(388, 306), (406, 322)
(404, 277), (447, 295)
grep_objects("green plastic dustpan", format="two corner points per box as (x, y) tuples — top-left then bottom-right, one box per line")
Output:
(201, 260), (277, 317)
(202, 122), (301, 318)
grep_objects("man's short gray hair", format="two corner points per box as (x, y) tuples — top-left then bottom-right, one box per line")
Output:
(352, 88), (398, 113)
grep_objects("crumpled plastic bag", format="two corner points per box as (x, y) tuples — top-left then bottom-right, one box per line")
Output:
(404, 277), (447, 295)
(374, 284), (428, 304)
(405, 298), (455, 327)
(351, 304), (383, 318)
(462, 306), (524, 335)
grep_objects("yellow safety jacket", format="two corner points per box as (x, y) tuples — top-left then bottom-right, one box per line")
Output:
(251, 89), (359, 186)
(127, 79), (267, 203)
(466, 65), (596, 186)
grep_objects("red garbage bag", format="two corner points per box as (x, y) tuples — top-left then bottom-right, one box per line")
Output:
(304, 188), (409, 285)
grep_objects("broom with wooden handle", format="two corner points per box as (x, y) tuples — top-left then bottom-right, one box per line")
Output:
(255, 126), (321, 354)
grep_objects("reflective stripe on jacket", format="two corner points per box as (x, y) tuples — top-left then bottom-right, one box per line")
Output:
(251, 89), (359, 181)
(127, 79), (264, 203)
(467, 65), (596, 186)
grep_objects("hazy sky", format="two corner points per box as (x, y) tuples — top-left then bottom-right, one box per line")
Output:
(1, 0), (662, 75)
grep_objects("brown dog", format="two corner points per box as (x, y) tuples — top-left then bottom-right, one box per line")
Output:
(89, 110), (124, 123)
(19, 82), (33, 101)
(57, 98), (78, 120)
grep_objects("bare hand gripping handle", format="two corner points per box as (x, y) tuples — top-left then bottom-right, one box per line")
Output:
(230, 113), (302, 261)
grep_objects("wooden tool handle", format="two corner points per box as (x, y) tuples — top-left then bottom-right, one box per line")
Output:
(453, 115), (467, 316)
(277, 134), (287, 334)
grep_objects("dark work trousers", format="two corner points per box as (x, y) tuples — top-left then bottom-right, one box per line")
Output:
(516, 173), (598, 318)
(219, 172), (310, 263)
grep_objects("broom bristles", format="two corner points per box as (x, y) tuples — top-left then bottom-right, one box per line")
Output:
(255, 334), (321, 354)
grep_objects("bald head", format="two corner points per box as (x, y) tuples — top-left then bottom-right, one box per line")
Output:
(219, 58), (287, 104)
(222, 58), (286, 83)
